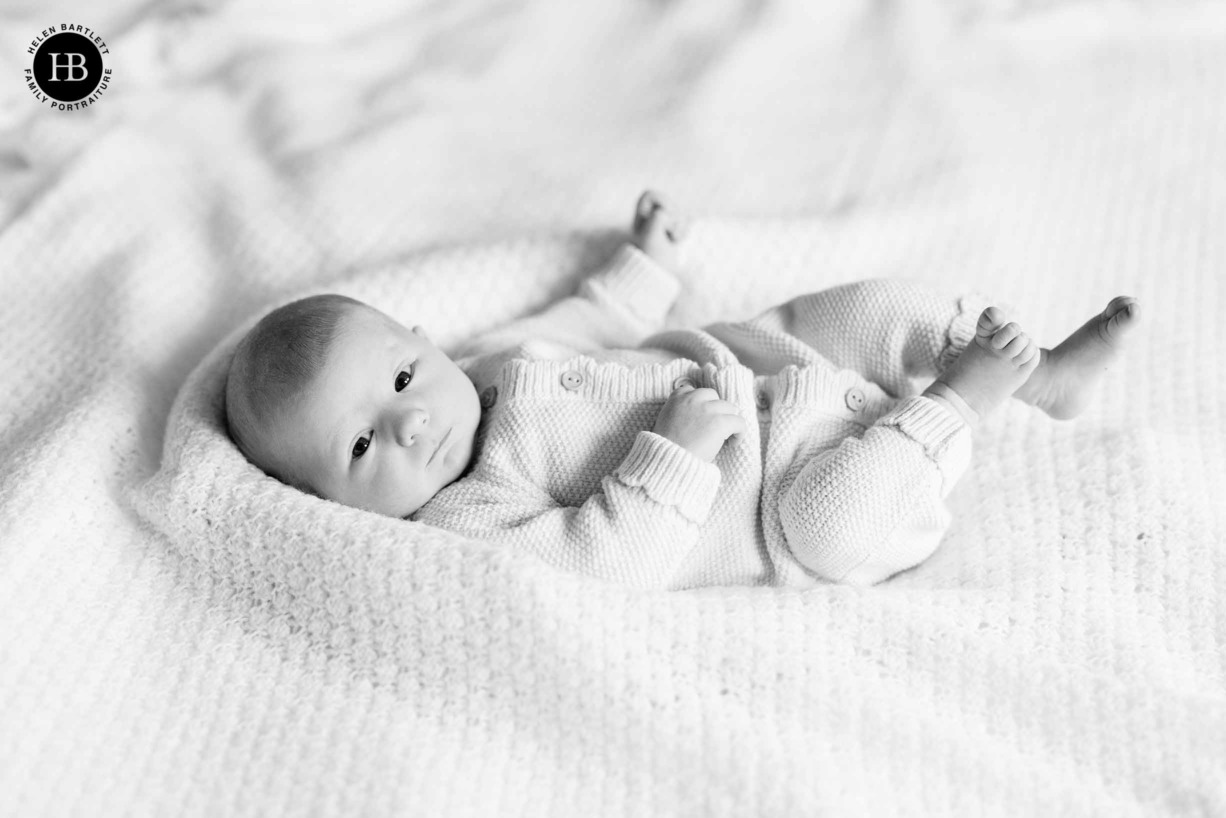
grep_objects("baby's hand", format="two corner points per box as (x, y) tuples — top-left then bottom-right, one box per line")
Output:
(632, 189), (686, 272)
(653, 382), (746, 463)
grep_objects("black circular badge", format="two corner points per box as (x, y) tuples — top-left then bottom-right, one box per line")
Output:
(32, 32), (104, 102)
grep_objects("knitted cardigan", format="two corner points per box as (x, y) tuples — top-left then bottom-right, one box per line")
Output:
(413, 245), (978, 590)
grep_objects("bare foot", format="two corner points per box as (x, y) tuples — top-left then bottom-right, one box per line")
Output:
(631, 189), (686, 271)
(924, 307), (1041, 425)
(1013, 296), (1140, 420)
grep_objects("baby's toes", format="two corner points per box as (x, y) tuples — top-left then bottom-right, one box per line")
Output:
(635, 207), (671, 247)
(632, 190), (665, 234)
(1018, 337), (1041, 373)
(989, 322), (1023, 350)
(1102, 296), (1140, 340)
(1000, 331), (1034, 363)
(975, 307), (1007, 342)
(1103, 295), (1137, 320)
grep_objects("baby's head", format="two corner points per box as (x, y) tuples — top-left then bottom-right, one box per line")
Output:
(225, 294), (481, 518)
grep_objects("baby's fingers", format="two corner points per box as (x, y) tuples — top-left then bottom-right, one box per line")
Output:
(696, 396), (743, 417)
(715, 407), (749, 437)
(678, 385), (719, 402)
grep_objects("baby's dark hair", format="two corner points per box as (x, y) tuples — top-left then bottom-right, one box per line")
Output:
(225, 293), (367, 486)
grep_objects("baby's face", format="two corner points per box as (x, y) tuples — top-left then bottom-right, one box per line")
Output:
(263, 306), (481, 518)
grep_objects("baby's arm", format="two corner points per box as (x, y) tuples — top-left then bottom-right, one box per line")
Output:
(777, 395), (971, 586)
(413, 367), (741, 588)
(413, 431), (720, 589)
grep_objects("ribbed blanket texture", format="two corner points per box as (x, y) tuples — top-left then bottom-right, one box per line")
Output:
(1, 1), (1224, 815)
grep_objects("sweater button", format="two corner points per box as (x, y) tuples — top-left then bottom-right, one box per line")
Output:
(755, 390), (770, 410)
(845, 387), (867, 412)
(672, 376), (696, 391)
(560, 370), (584, 390)
(480, 385), (498, 408)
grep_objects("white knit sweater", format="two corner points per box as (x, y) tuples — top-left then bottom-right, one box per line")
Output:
(412, 245), (981, 590)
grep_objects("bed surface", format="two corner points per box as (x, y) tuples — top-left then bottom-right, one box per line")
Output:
(1, 1), (1223, 815)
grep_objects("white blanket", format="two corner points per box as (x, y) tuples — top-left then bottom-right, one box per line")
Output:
(2, 1), (1224, 815)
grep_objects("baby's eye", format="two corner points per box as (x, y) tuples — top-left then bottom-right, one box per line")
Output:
(352, 434), (371, 460)
(394, 369), (413, 392)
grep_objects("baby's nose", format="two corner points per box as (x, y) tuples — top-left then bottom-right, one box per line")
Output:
(393, 407), (430, 446)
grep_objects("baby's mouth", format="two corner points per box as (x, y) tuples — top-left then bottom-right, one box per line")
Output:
(428, 427), (451, 464)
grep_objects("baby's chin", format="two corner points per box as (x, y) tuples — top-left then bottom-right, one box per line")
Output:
(396, 491), (434, 520)
(408, 429), (476, 516)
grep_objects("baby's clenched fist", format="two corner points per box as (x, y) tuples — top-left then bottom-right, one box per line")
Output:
(652, 383), (747, 463)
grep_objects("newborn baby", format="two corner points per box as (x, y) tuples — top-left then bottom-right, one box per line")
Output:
(226, 191), (1138, 589)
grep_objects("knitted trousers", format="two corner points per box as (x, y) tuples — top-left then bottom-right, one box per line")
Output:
(746, 279), (984, 586)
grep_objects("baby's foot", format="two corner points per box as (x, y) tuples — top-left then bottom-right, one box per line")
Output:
(1014, 296), (1140, 420)
(631, 189), (686, 272)
(925, 308), (1041, 424)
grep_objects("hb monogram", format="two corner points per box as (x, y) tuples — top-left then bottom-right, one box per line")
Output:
(26, 28), (112, 108)
(47, 53), (89, 81)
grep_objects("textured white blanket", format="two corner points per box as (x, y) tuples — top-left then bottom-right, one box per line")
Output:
(2, 0), (1224, 815)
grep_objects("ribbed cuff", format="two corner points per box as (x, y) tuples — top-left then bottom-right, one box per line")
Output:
(879, 396), (973, 494)
(939, 294), (992, 373)
(616, 431), (721, 524)
(579, 245), (681, 330)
